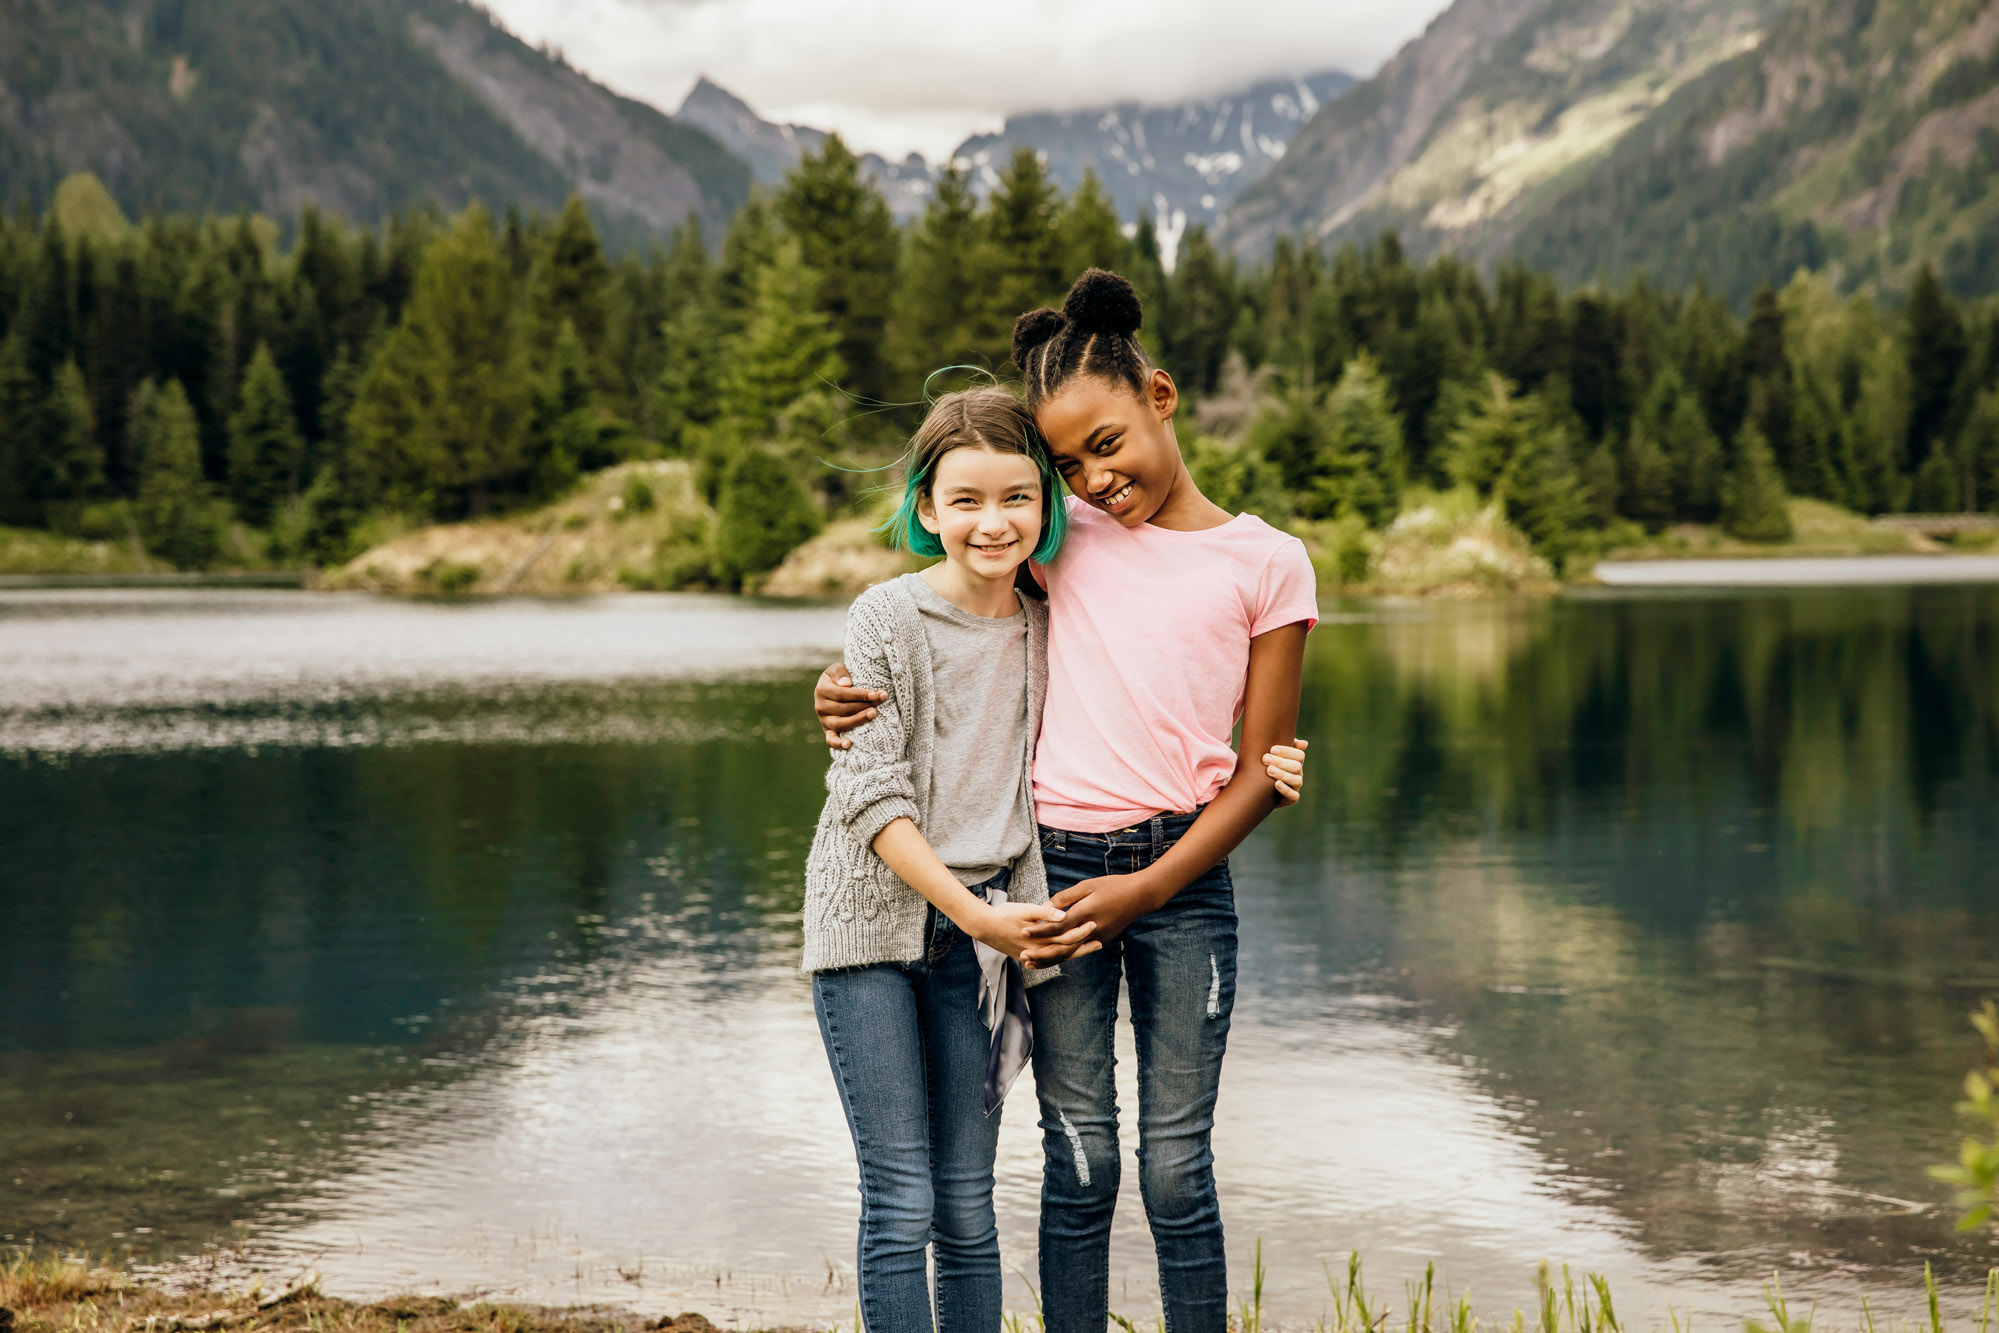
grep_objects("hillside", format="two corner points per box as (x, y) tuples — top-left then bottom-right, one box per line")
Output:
(1509, 0), (1999, 300)
(0, 0), (747, 241)
(953, 70), (1355, 241)
(675, 77), (936, 222)
(1222, 0), (1785, 264)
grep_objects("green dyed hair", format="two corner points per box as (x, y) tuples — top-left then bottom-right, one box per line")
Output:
(881, 388), (1068, 564)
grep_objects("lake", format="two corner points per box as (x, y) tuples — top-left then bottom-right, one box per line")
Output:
(5, 587), (1999, 1329)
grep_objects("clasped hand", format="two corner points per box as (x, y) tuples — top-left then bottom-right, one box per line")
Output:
(1017, 873), (1153, 968)
(974, 899), (1098, 969)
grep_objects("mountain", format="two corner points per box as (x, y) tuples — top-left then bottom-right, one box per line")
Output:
(1222, 0), (1785, 260)
(675, 70), (1356, 245)
(952, 70), (1356, 240)
(1224, 0), (1999, 303)
(1507, 0), (1999, 300)
(0, 0), (748, 243)
(675, 77), (937, 221)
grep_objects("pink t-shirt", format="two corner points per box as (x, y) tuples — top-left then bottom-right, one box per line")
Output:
(1032, 497), (1320, 833)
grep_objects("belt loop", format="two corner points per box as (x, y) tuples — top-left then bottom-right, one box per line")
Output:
(1150, 813), (1164, 861)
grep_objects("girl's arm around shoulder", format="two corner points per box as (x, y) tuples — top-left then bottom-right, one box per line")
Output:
(822, 587), (918, 847)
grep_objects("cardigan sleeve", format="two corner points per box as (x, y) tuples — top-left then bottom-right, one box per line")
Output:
(824, 588), (921, 849)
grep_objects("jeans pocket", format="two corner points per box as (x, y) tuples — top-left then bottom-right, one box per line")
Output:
(1038, 826), (1066, 852)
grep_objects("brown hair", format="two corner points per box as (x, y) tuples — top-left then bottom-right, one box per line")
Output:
(884, 388), (1068, 562)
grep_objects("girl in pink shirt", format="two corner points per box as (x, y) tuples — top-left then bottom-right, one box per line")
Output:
(820, 269), (1314, 1333)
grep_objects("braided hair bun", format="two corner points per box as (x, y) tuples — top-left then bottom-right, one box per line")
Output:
(1061, 268), (1143, 337)
(1015, 268), (1155, 408)
(1011, 307), (1066, 371)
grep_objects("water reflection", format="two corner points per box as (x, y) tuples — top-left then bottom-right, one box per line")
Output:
(4, 588), (1997, 1325)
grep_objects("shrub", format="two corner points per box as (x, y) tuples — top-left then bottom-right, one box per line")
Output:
(713, 449), (821, 588)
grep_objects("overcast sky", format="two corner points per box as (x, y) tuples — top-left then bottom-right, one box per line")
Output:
(477, 0), (1454, 162)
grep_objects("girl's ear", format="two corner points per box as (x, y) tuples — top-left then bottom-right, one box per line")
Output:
(1150, 368), (1180, 421)
(916, 490), (942, 536)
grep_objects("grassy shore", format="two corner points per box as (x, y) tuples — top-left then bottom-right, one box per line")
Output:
(8, 1249), (1998, 1333)
(5, 482), (1993, 599)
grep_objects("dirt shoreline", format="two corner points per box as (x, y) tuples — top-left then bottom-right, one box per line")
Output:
(0, 1266), (795, 1333)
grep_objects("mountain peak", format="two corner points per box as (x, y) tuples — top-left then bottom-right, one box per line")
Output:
(679, 75), (755, 120)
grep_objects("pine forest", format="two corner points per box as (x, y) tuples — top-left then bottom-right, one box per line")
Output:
(5, 138), (1999, 588)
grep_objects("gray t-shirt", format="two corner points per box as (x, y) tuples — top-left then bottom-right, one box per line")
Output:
(904, 573), (1035, 886)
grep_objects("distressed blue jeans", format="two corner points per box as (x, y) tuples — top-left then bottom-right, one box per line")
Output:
(1030, 812), (1237, 1333)
(812, 870), (1009, 1333)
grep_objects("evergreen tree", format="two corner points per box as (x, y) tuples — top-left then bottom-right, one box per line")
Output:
(776, 135), (899, 406)
(1581, 439), (1622, 527)
(1400, 285), (1482, 480)
(891, 164), (985, 387)
(1498, 411), (1590, 565)
(37, 359), (105, 516)
(1165, 229), (1237, 401)
(19, 218), (74, 384)
(1057, 171), (1128, 280)
(1566, 294), (1621, 445)
(226, 343), (305, 525)
(1259, 237), (1317, 381)
(662, 219), (713, 321)
(132, 378), (223, 567)
(348, 206), (532, 517)
(1620, 423), (1675, 530)
(1905, 263), (1968, 470)
(716, 192), (780, 334)
(0, 334), (38, 525)
(1850, 339), (1912, 513)
(1913, 446), (1960, 513)
(656, 297), (719, 458)
(1721, 421), (1793, 541)
(1743, 285), (1792, 476)
(1319, 355), (1407, 526)
(298, 349), (365, 564)
(1672, 286), (1748, 446)
(1786, 368), (1849, 504)
(88, 252), (146, 494)
(1250, 389), (1337, 503)
(721, 238), (845, 446)
(527, 319), (618, 498)
(1966, 389), (1999, 514)
(1491, 265), (1563, 392)
(984, 148), (1065, 362)
(526, 196), (612, 372)
(1636, 369), (1723, 521)
(714, 447), (821, 587)
(1445, 372), (1528, 497)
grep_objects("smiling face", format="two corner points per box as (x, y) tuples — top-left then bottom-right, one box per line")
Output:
(1036, 367), (1186, 527)
(917, 445), (1046, 582)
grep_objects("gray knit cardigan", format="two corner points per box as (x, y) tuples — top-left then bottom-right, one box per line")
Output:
(801, 574), (1055, 979)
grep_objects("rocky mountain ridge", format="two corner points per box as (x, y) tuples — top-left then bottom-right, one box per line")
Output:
(0, 0), (747, 243)
(673, 69), (1356, 243)
(1222, 0), (1786, 260)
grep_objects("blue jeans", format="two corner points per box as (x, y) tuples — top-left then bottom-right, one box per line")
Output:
(1030, 812), (1237, 1333)
(813, 870), (1009, 1333)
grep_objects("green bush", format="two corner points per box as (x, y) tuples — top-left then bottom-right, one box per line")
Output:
(621, 474), (657, 516)
(714, 449), (821, 587)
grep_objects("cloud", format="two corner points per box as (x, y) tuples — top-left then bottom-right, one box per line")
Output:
(476, 0), (1450, 161)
